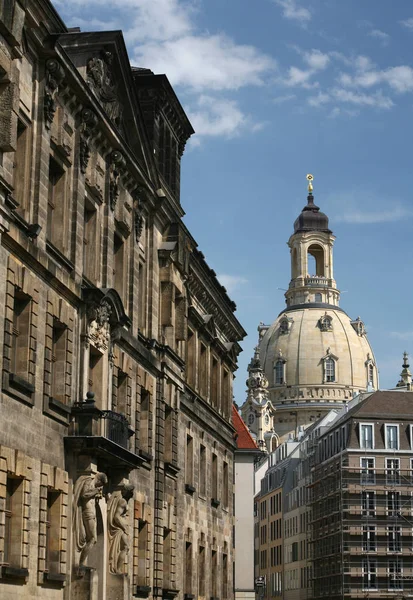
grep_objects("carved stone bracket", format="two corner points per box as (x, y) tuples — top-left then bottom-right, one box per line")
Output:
(79, 108), (99, 174)
(44, 58), (65, 131)
(108, 150), (126, 210)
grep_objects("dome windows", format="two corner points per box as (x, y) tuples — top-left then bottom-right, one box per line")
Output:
(274, 350), (286, 385)
(365, 354), (376, 388)
(248, 413), (255, 425)
(320, 348), (338, 383)
(351, 316), (366, 336)
(319, 313), (333, 332)
(279, 315), (293, 335)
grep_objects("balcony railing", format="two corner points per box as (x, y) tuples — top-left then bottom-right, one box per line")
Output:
(305, 276), (329, 286)
(68, 393), (132, 449)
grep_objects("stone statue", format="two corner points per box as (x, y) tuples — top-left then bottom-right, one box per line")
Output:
(108, 483), (134, 574)
(73, 472), (108, 566)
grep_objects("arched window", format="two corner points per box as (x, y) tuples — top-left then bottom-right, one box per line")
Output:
(368, 363), (374, 385)
(248, 413), (255, 425)
(274, 360), (285, 385)
(307, 244), (325, 277)
(325, 358), (335, 382)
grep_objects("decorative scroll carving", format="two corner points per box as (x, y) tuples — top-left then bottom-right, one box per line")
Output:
(73, 472), (108, 566)
(108, 150), (126, 210)
(86, 50), (122, 129)
(79, 108), (99, 174)
(108, 483), (134, 574)
(134, 208), (144, 242)
(44, 58), (65, 130)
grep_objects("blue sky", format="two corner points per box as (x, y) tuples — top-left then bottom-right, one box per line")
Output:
(54, 0), (413, 400)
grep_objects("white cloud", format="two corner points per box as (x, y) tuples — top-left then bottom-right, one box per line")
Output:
(217, 274), (248, 294)
(274, 0), (311, 24)
(332, 88), (394, 109)
(368, 29), (389, 45)
(134, 35), (275, 91)
(307, 91), (330, 107)
(186, 96), (249, 138)
(336, 204), (413, 224)
(390, 331), (413, 341)
(303, 49), (330, 71)
(400, 17), (413, 31)
(283, 66), (319, 88)
(273, 93), (296, 104)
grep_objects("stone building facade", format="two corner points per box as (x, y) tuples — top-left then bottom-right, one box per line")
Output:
(0, 2), (245, 599)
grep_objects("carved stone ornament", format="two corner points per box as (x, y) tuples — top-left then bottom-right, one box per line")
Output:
(108, 150), (126, 210)
(319, 313), (333, 332)
(86, 50), (123, 129)
(44, 58), (65, 130)
(79, 108), (99, 174)
(73, 472), (108, 566)
(108, 483), (134, 574)
(87, 300), (112, 351)
(351, 316), (366, 336)
(134, 207), (144, 242)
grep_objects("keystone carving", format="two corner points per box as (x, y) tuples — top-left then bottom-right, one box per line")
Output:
(44, 58), (65, 130)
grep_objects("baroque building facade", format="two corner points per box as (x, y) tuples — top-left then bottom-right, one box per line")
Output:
(0, 2), (246, 599)
(242, 177), (378, 448)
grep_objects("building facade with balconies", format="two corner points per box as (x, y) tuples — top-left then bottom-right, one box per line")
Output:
(0, 2), (245, 599)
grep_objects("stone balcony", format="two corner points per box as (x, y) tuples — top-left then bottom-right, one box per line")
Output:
(65, 392), (143, 469)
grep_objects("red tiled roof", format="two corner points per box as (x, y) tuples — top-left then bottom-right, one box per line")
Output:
(232, 405), (259, 450)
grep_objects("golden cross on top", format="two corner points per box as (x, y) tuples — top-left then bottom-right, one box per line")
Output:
(306, 173), (313, 194)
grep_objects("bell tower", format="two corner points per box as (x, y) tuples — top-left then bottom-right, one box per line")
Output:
(285, 174), (340, 307)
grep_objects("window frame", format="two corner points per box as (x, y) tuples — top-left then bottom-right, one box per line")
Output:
(385, 423), (399, 450)
(359, 422), (374, 450)
(386, 457), (401, 486)
(324, 356), (336, 383)
(360, 456), (376, 485)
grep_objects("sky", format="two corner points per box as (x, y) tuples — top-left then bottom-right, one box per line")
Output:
(53, 0), (413, 402)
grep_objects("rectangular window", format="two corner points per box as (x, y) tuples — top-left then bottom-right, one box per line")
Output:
(387, 492), (401, 517)
(385, 424), (399, 450)
(4, 477), (23, 566)
(138, 261), (147, 335)
(211, 550), (217, 597)
(362, 491), (375, 516)
(45, 490), (61, 573)
(362, 560), (377, 590)
(137, 518), (148, 586)
(388, 526), (401, 552)
(386, 458), (400, 486)
(113, 233), (125, 304)
(388, 561), (403, 590)
(185, 435), (193, 487)
(186, 329), (196, 388)
(13, 119), (32, 214)
(211, 453), (218, 502)
(184, 541), (192, 595)
(223, 462), (229, 509)
(222, 553), (228, 600)
(198, 545), (205, 596)
(199, 343), (208, 398)
(140, 389), (150, 454)
(199, 445), (206, 497)
(83, 199), (98, 282)
(360, 423), (374, 449)
(362, 526), (376, 552)
(361, 457), (375, 485)
(50, 320), (67, 404)
(47, 156), (66, 251)
(11, 290), (31, 380)
(222, 369), (231, 419)
(210, 356), (219, 409)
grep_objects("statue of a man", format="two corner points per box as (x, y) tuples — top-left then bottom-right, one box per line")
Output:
(73, 472), (108, 566)
(108, 483), (134, 574)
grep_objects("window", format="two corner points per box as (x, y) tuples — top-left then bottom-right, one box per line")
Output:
(222, 553), (228, 600)
(211, 550), (217, 597)
(11, 290), (31, 380)
(362, 560), (377, 590)
(363, 526), (376, 551)
(324, 357), (335, 382)
(315, 293), (322, 302)
(47, 156), (67, 251)
(248, 413), (255, 425)
(362, 491), (375, 516)
(388, 561), (403, 590)
(184, 541), (192, 595)
(368, 363), (374, 385)
(210, 356), (219, 409)
(199, 445), (206, 497)
(388, 527), (401, 552)
(223, 462), (229, 509)
(211, 454), (218, 502)
(113, 233), (125, 303)
(13, 119), (32, 214)
(198, 545), (205, 596)
(138, 261), (147, 335)
(185, 435), (193, 487)
(4, 477), (23, 566)
(186, 329), (196, 388)
(199, 343), (208, 398)
(274, 360), (285, 384)
(387, 492), (401, 517)
(360, 424), (374, 449)
(361, 457), (375, 485)
(83, 198), (99, 282)
(50, 320), (68, 404)
(385, 424), (399, 450)
(45, 490), (61, 573)
(386, 458), (400, 486)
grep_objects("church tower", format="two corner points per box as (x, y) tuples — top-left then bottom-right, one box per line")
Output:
(241, 175), (379, 446)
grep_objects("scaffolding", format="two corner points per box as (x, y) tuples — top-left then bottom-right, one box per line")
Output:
(310, 450), (413, 599)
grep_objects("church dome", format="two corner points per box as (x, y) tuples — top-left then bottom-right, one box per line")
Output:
(260, 306), (378, 405)
(293, 194), (331, 234)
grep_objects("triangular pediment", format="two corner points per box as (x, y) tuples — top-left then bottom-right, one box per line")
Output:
(57, 31), (156, 182)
